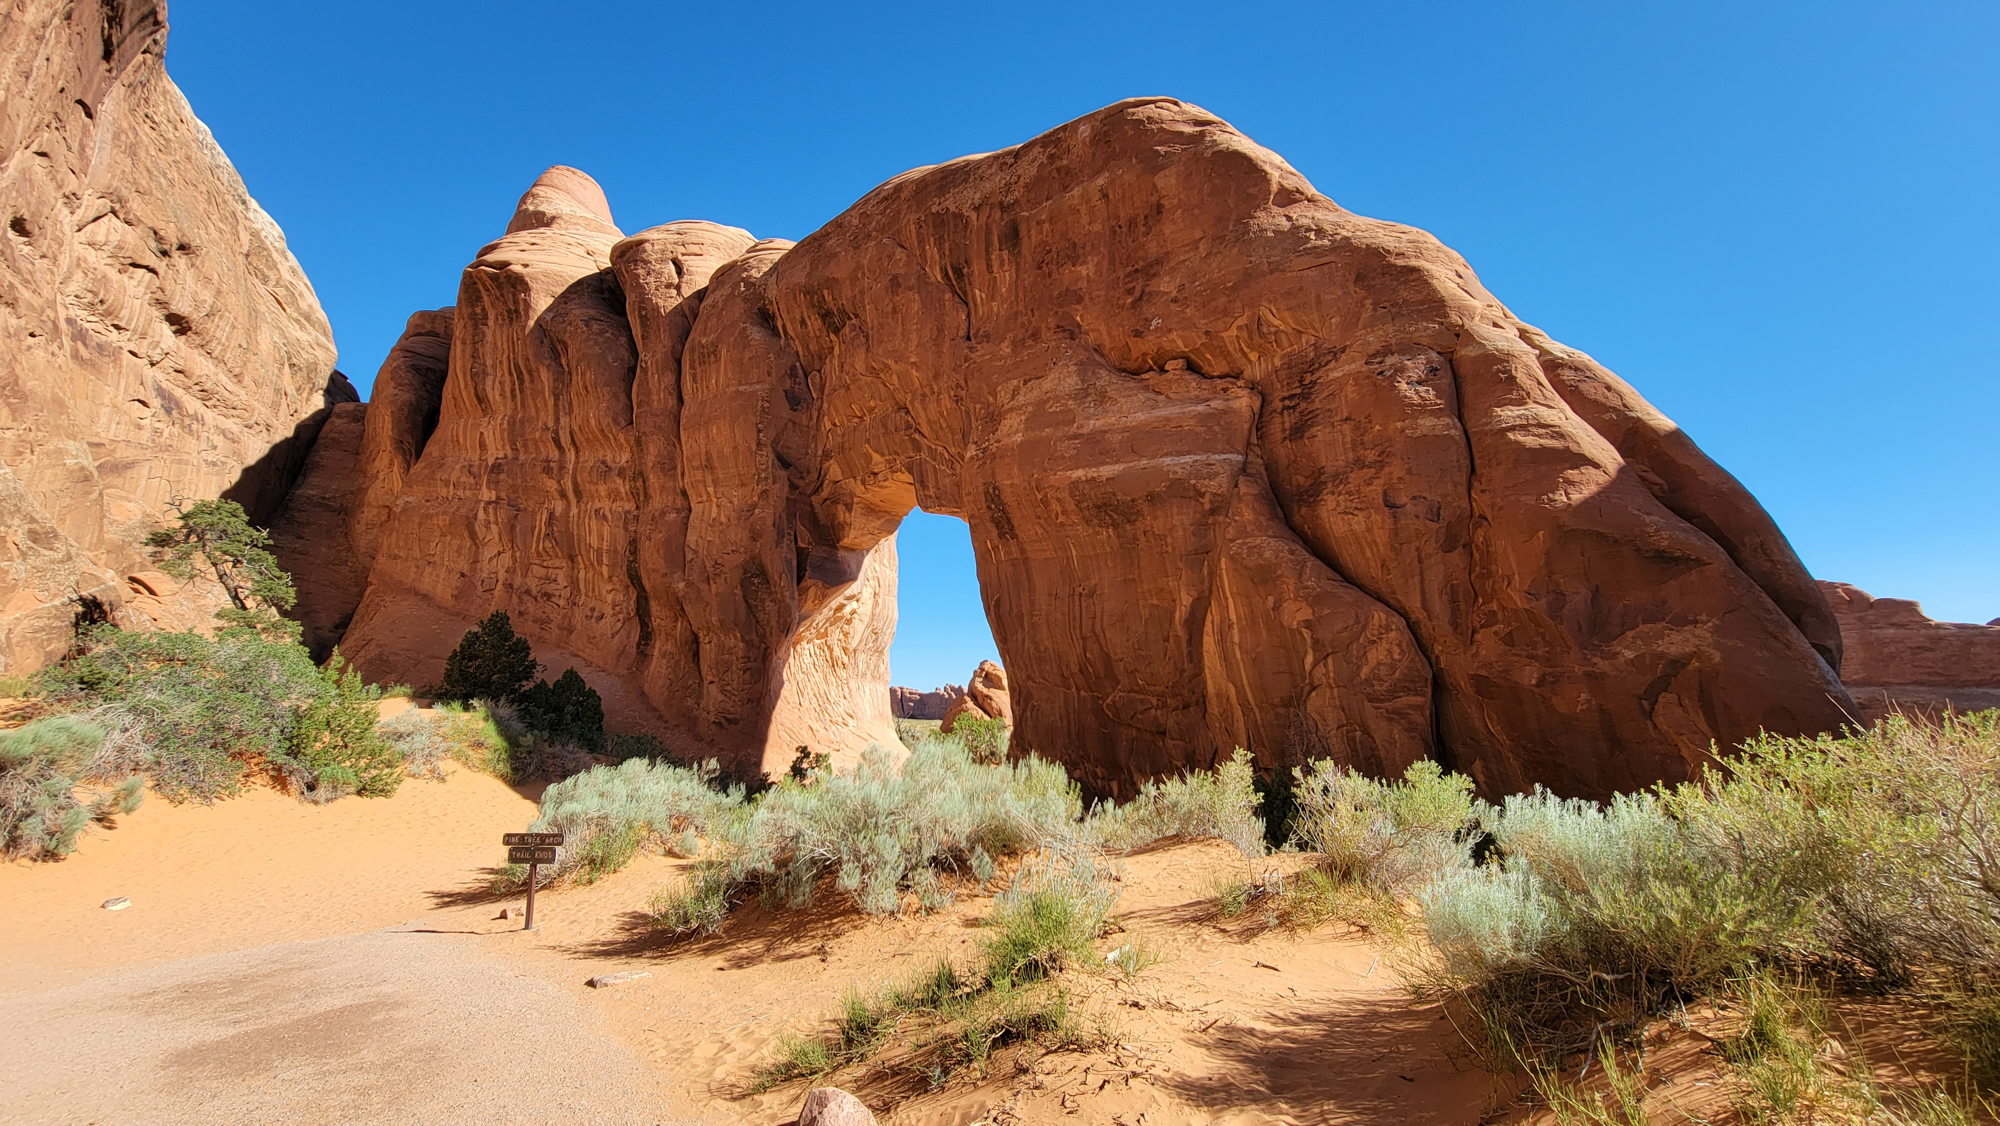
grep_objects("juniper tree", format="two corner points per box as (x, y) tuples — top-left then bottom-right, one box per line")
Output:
(144, 498), (297, 637)
(438, 611), (538, 703)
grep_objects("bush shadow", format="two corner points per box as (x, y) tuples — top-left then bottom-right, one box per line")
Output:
(1150, 993), (1500, 1122)
(562, 892), (879, 971)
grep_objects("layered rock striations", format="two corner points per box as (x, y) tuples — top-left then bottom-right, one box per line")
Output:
(299, 100), (1854, 797)
(0, 0), (341, 673)
(1820, 582), (2000, 722)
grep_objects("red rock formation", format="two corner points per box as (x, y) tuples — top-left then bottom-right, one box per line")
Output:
(1820, 582), (2000, 723)
(305, 101), (1852, 798)
(0, 0), (341, 674)
(268, 402), (368, 660)
(332, 182), (899, 769)
(891, 684), (966, 721)
(942, 661), (1014, 735)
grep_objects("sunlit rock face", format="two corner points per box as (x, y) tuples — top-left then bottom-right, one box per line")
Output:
(1819, 582), (2000, 723)
(298, 100), (1853, 798)
(0, 0), (342, 674)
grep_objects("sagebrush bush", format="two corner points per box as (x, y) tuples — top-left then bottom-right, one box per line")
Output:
(1414, 711), (2000, 1076)
(1086, 746), (1265, 856)
(380, 709), (450, 780)
(1419, 788), (1812, 1063)
(717, 739), (1078, 915)
(646, 866), (734, 935)
(527, 757), (749, 884)
(1674, 710), (2000, 985)
(0, 716), (141, 859)
(1292, 758), (1484, 892)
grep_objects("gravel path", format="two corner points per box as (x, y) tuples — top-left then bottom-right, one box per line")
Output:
(0, 928), (679, 1125)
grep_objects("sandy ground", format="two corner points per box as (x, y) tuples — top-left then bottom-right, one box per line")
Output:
(3, 929), (670, 1125)
(2, 761), (1508, 1124)
(0, 760), (543, 993)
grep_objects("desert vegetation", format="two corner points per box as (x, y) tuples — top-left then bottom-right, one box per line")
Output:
(0, 504), (633, 860)
(496, 707), (2000, 1116)
(1236, 710), (2000, 1122)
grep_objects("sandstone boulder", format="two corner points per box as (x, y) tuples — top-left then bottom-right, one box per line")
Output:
(941, 660), (1013, 734)
(1820, 582), (2000, 723)
(0, 0), (340, 674)
(299, 101), (1853, 799)
(798, 1087), (875, 1126)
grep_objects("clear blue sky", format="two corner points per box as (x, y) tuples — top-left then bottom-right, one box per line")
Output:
(166, 1), (1998, 688)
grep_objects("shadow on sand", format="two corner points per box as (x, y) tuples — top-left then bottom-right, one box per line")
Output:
(562, 894), (880, 971)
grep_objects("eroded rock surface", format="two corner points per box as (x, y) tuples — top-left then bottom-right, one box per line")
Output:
(942, 661), (1013, 735)
(307, 101), (1853, 798)
(1821, 582), (2000, 723)
(0, 0), (340, 673)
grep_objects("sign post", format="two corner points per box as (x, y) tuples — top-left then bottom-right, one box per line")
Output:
(502, 833), (563, 930)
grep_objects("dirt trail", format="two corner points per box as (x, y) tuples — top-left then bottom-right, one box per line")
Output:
(1, 928), (672, 1125)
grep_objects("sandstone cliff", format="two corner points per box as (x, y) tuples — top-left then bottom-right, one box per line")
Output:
(1820, 582), (2000, 723)
(0, 0), (341, 673)
(293, 101), (1853, 798)
(891, 684), (965, 721)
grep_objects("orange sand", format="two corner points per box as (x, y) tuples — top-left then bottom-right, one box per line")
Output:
(0, 763), (541, 992)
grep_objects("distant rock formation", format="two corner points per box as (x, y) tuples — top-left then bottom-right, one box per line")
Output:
(1820, 582), (2000, 723)
(277, 100), (1854, 798)
(890, 684), (965, 721)
(0, 0), (341, 674)
(942, 661), (1013, 735)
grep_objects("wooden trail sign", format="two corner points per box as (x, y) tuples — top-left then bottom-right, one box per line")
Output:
(502, 831), (564, 931)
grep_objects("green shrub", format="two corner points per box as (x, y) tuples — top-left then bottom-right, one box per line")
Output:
(1673, 710), (2000, 985)
(435, 611), (537, 704)
(515, 668), (604, 751)
(1292, 758), (1484, 892)
(1085, 746), (1265, 856)
(953, 716), (1009, 765)
(0, 717), (141, 859)
(894, 718), (940, 751)
(1942, 986), (2000, 1093)
(281, 651), (400, 801)
(981, 840), (1120, 985)
(646, 866), (734, 935)
(752, 955), (1093, 1093)
(38, 625), (323, 802)
(433, 701), (517, 779)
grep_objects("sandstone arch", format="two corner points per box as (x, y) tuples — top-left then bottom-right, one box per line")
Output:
(318, 100), (1853, 799)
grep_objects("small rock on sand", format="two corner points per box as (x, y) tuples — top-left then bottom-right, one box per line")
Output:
(799, 1087), (875, 1125)
(496, 906), (523, 920)
(586, 971), (651, 989)
(101, 897), (130, 911)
